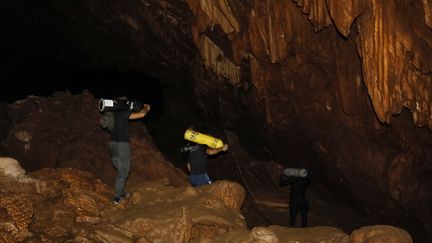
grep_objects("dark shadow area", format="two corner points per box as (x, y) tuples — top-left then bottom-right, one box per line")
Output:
(0, 66), (166, 126)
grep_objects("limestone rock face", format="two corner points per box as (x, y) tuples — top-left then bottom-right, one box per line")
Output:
(208, 180), (245, 209)
(0, 167), (413, 242)
(0, 167), (247, 242)
(183, 1), (432, 241)
(107, 179), (247, 242)
(188, 0), (432, 127)
(0, 0), (431, 241)
(205, 225), (413, 243)
(351, 225), (414, 243)
(0, 91), (189, 187)
(0, 194), (33, 241)
(0, 157), (25, 178)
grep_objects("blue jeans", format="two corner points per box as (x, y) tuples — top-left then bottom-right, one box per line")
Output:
(110, 142), (131, 198)
(190, 173), (212, 187)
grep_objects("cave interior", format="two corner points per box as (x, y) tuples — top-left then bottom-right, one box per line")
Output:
(1, 0), (432, 242)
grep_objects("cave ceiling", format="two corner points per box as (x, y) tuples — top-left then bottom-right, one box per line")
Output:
(2, 0), (431, 127)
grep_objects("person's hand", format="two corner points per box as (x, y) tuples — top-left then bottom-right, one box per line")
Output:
(141, 104), (151, 116)
(206, 144), (228, 155)
(129, 104), (151, 120)
(222, 144), (229, 151)
(143, 104), (151, 113)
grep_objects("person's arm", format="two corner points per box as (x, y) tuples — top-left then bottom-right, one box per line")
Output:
(186, 162), (191, 172)
(129, 104), (151, 120)
(206, 144), (229, 155)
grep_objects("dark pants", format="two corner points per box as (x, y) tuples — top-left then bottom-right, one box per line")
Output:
(110, 142), (131, 198)
(290, 196), (309, 227)
(190, 173), (211, 187)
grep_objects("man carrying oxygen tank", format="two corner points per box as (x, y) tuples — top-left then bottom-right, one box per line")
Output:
(99, 96), (151, 205)
(279, 168), (310, 227)
(181, 127), (229, 187)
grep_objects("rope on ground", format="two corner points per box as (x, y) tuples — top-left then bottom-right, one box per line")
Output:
(224, 129), (272, 225)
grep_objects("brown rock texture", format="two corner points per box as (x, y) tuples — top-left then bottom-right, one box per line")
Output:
(351, 225), (414, 243)
(0, 163), (413, 243)
(208, 180), (246, 209)
(108, 179), (247, 242)
(184, 1), (432, 241)
(356, 0), (432, 126)
(0, 91), (189, 188)
(0, 194), (33, 241)
(0, 164), (247, 242)
(188, 0), (432, 127)
(0, 0), (431, 241)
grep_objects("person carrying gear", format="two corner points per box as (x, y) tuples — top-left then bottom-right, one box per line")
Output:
(278, 168), (310, 227)
(181, 128), (229, 187)
(99, 96), (150, 205)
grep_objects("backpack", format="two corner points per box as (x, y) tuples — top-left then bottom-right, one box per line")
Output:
(99, 112), (114, 132)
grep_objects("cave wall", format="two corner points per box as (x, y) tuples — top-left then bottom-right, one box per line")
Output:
(188, 0), (432, 126)
(184, 0), (432, 238)
(1, 0), (432, 240)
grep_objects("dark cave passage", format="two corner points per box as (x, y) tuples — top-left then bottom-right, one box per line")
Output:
(1, 66), (163, 106)
(0, 66), (170, 127)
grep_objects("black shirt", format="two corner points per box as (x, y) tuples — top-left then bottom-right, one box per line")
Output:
(188, 144), (208, 175)
(111, 110), (132, 142)
(279, 175), (310, 199)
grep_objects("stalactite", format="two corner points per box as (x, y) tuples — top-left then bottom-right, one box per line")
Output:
(198, 35), (240, 85)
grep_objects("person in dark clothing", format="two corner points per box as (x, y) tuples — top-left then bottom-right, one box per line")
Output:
(184, 142), (229, 187)
(279, 170), (310, 227)
(109, 97), (150, 205)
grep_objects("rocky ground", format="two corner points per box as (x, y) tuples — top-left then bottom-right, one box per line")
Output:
(0, 158), (413, 242)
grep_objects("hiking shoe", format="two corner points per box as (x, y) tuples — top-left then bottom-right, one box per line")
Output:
(113, 196), (122, 205)
(113, 192), (130, 205)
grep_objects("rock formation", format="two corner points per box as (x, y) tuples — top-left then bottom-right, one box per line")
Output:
(0, 157), (26, 178)
(0, 91), (188, 188)
(0, 158), (413, 242)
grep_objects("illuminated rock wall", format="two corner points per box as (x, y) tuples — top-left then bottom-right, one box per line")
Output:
(188, 0), (432, 128)
(0, 0), (431, 240)
(185, 0), (432, 240)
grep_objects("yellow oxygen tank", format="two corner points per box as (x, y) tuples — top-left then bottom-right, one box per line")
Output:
(184, 128), (224, 149)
